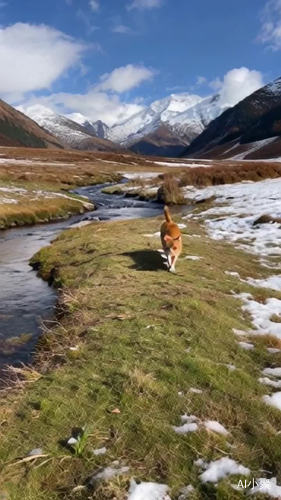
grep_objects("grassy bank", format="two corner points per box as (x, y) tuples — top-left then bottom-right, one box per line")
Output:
(0, 148), (127, 229)
(1, 213), (281, 499)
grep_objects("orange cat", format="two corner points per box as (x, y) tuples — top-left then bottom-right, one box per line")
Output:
(160, 206), (182, 273)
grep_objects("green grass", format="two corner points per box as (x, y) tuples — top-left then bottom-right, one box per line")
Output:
(1, 215), (281, 499)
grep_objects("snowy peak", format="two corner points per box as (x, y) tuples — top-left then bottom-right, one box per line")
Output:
(67, 113), (109, 139)
(20, 105), (123, 152)
(106, 91), (227, 157)
(108, 93), (204, 145)
(183, 75), (281, 159)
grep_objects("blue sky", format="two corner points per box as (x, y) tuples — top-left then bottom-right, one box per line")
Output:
(0, 0), (281, 125)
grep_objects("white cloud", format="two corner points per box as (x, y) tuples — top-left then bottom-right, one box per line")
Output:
(97, 64), (154, 93)
(218, 67), (264, 107)
(209, 77), (222, 91)
(0, 23), (86, 99)
(89, 0), (99, 11)
(127, 0), (162, 10)
(112, 24), (133, 34)
(19, 91), (144, 127)
(258, 0), (281, 50)
(17, 63), (154, 127)
(196, 76), (207, 86)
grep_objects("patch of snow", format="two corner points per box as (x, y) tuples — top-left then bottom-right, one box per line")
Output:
(172, 422), (199, 434)
(154, 161), (212, 168)
(225, 271), (240, 277)
(198, 457), (250, 483)
(267, 348), (281, 354)
(184, 255), (201, 261)
(128, 479), (171, 500)
(89, 463), (129, 483)
(230, 137), (279, 160)
(189, 387), (203, 393)
(245, 275), (281, 292)
(203, 420), (229, 436)
(258, 377), (281, 388)
(263, 391), (281, 411)
(233, 329), (248, 337)
(238, 341), (254, 350)
(121, 171), (161, 179)
(237, 293), (281, 338)
(184, 178), (281, 259)
(249, 477), (281, 497)
(143, 232), (161, 237)
(93, 447), (107, 456)
(262, 367), (281, 377)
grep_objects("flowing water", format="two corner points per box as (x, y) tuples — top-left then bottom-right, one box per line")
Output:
(0, 183), (163, 368)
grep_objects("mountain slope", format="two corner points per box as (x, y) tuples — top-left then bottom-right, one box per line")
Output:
(106, 92), (227, 156)
(183, 77), (281, 159)
(19, 105), (123, 152)
(0, 99), (63, 149)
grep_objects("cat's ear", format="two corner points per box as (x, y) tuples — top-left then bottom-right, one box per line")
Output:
(164, 234), (173, 242)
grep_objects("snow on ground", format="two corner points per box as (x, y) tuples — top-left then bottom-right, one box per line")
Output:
(238, 341), (254, 350)
(184, 178), (281, 258)
(128, 480), (171, 500)
(262, 367), (281, 377)
(237, 293), (281, 338)
(259, 377), (281, 388)
(203, 420), (229, 436)
(245, 275), (281, 292)
(249, 477), (281, 498)
(121, 171), (161, 179)
(196, 457), (250, 483)
(173, 415), (229, 436)
(144, 232), (161, 237)
(89, 462), (129, 483)
(154, 161), (212, 168)
(263, 392), (281, 411)
(230, 137), (279, 160)
(0, 158), (74, 167)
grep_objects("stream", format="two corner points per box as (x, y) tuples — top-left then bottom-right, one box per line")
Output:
(0, 182), (163, 369)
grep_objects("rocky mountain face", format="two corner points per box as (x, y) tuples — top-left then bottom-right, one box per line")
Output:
(19, 105), (123, 152)
(67, 92), (227, 157)
(183, 77), (281, 159)
(0, 99), (63, 149)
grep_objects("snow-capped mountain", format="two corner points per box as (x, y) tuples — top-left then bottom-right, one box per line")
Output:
(0, 99), (62, 149)
(107, 93), (203, 145)
(183, 76), (281, 159)
(65, 92), (228, 156)
(18, 105), (122, 152)
(105, 92), (227, 156)
(67, 113), (109, 139)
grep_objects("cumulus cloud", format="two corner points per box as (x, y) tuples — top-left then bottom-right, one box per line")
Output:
(127, 0), (162, 11)
(0, 23), (86, 99)
(89, 0), (99, 11)
(97, 64), (154, 93)
(217, 67), (263, 107)
(258, 0), (281, 50)
(19, 91), (144, 127)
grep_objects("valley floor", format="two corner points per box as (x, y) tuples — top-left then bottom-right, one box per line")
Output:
(1, 208), (281, 499)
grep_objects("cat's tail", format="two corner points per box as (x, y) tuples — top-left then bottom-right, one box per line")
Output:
(164, 205), (172, 223)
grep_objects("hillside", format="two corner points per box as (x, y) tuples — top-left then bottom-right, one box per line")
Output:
(0, 99), (63, 149)
(19, 105), (124, 153)
(183, 77), (281, 159)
